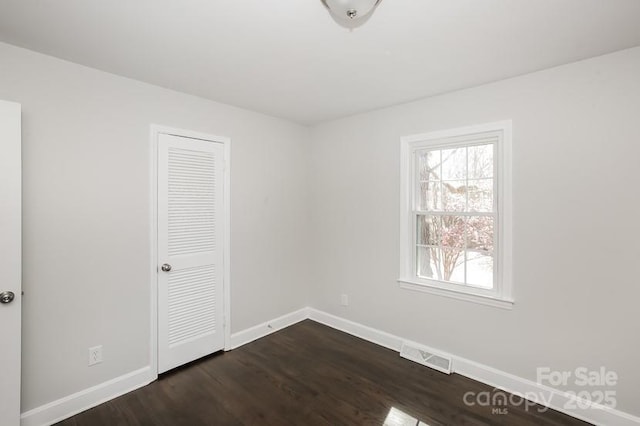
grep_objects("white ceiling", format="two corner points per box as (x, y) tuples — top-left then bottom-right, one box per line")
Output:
(1, 0), (639, 124)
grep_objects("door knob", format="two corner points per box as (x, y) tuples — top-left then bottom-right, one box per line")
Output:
(0, 291), (15, 304)
(161, 264), (172, 272)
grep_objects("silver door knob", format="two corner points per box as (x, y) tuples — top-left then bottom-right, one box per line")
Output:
(161, 264), (172, 272)
(0, 291), (15, 304)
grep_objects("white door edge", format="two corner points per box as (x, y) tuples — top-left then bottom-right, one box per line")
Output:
(0, 100), (21, 426)
(149, 124), (231, 378)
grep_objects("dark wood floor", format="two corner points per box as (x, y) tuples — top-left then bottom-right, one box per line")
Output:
(58, 320), (590, 425)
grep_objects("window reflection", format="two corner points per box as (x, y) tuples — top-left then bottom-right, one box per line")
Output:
(383, 406), (430, 426)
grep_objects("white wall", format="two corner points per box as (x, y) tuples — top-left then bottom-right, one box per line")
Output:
(0, 42), (310, 411)
(3, 37), (639, 420)
(308, 47), (640, 416)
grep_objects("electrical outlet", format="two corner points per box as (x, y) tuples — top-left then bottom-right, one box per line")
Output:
(340, 294), (349, 306)
(88, 345), (103, 366)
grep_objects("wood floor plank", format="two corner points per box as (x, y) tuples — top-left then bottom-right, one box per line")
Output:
(56, 320), (592, 426)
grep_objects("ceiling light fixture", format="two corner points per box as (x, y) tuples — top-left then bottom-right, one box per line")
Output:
(322, 0), (382, 24)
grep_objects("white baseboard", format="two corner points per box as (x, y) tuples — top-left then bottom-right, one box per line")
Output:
(19, 308), (309, 426)
(21, 308), (639, 426)
(307, 308), (640, 426)
(20, 366), (154, 426)
(453, 356), (640, 426)
(228, 307), (309, 350)
(309, 308), (403, 352)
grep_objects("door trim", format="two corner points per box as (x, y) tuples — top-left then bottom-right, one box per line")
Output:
(149, 124), (231, 377)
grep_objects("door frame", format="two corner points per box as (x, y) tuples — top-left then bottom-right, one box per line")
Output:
(149, 124), (231, 377)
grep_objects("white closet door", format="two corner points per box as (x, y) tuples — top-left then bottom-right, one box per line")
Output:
(0, 100), (21, 426)
(157, 133), (225, 373)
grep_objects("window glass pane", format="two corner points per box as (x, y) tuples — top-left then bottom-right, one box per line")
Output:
(441, 215), (465, 248)
(467, 179), (493, 212)
(418, 149), (441, 181)
(417, 246), (440, 280)
(417, 215), (440, 246)
(441, 247), (465, 283)
(417, 246), (464, 282)
(468, 144), (493, 179)
(441, 147), (467, 180)
(442, 181), (466, 211)
(467, 216), (494, 252)
(419, 181), (441, 211)
(466, 251), (494, 288)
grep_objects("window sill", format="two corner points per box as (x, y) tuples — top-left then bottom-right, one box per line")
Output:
(397, 279), (514, 310)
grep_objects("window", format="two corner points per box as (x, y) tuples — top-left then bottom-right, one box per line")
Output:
(399, 122), (513, 308)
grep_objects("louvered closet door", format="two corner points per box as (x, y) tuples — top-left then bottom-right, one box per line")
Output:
(158, 133), (225, 373)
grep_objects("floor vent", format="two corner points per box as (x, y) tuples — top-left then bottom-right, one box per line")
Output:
(400, 342), (452, 374)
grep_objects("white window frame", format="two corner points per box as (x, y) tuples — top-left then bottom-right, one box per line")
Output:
(398, 121), (513, 309)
